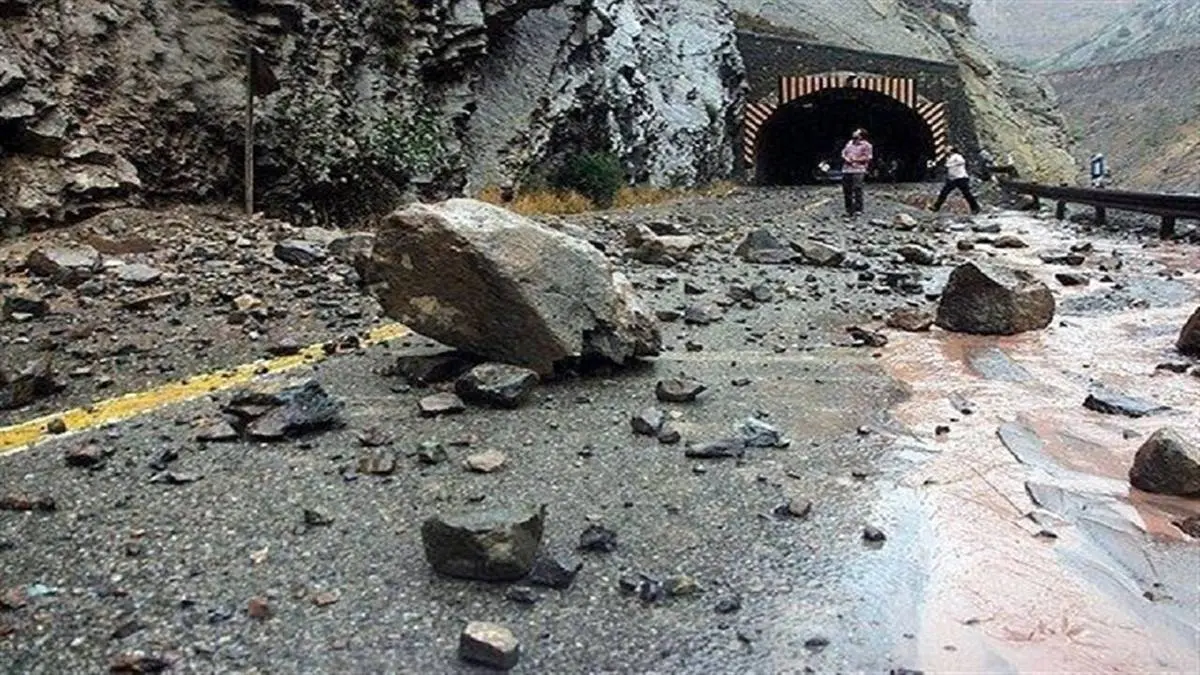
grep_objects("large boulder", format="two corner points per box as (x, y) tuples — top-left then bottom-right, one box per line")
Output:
(369, 200), (661, 376)
(935, 262), (1055, 335)
(24, 245), (101, 287)
(421, 506), (545, 581)
(1177, 307), (1200, 356)
(1129, 428), (1200, 496)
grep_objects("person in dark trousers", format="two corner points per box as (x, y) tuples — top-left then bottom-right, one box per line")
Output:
(930, 145), (981, 214)
(840, 128), (872, 218)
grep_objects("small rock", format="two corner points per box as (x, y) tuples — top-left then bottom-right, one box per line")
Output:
(225, 379), (344, 440)
(1055, 272), (1090, 287)
(1084, 389), (1168, 418)
(791, 240), (846, 267)
(631, 407), (665, 436)
(357, 449), (397, 476)
(656, 309), (682, 322)
(247, 596), (272, 620)
(656, 426), (681, 444)
(1038, 250), (1086, 266)
(893, 214), (918, 230)
(417, 442), (448, 465)
(2, 294), (49, 320)
(683, 280), (706, 295)
(389, 351), (477, 386)
(715, 595), (742, 614)
(685, 437), (746, 458)
(735, 228), (793, 264)
(64, 444), (104, 468)
(148, 471), (203, 485)
(992, 235), (1028, 249)
(896, 244), (935, 265)
(419, 392), (465, 417)
(108, 652), (173, 673)
(46, 418), (67, 434)
(862, 525), (887, 542)
(846, 326), (888, 347)
(885, 308), (934, 332)
(115, 263), (162, 286)
(684, 304), (720, 325)
(773, 498), (812, 519)
(528, 553), (582, 589)
(274, 240), (327, 266)
(195, 419), (238, 442)
(267, 337), (302, 356)
(1129, 428), (1200, 496)
(459, 621), (520, 670)
(25, 245), (100, 286)
(578, 524), (618, 553)
(804, 636), (830, 651)
(303, 508), (334, 527)
(465, 449), (507, 474)
(739, 418), (788, 448)
(655, 377), (707, 403)
(664, 575), (700, 597)
(356, 426), (394, 447)
(455, 363), (539, 409)
(421, 506), (545, 580)
(505, 586), (539, 604)
(0, 494), (56, 512)
(1177, 307), (1200, 356)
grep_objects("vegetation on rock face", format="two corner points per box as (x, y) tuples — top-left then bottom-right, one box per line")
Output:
(551, 152), (626, 209)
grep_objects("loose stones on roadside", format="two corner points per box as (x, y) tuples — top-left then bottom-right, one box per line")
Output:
(631, 407), (665, 436)
(1177, 307), (1200, 357)
(419, 392), (465, 417)
(273, 239), (327, 267)
(455, 363), (539, 409)
(885, 308), (934, 332)
(465, 449), (507, 473)
(655, 377), (706, 403)
(222, 379), (344, 440)
(935, 262), (1055, 335)
(459, 621), (520, 670)
(25, 245), (101, 286)
(421, 506), (545, 581)
(791, 240), (845, 267)
(1128, 428), (1200, 496)
(735, 228), (794, 264)
(578, 524), (618, 553)
(527, 552), (583, 589)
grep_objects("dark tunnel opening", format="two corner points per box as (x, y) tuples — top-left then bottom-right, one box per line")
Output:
(755, 87), (937, 185)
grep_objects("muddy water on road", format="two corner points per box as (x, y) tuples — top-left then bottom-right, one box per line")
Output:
(878, 213), (1200, 672)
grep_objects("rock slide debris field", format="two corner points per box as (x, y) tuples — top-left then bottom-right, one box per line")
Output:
(1, 185), (1198, 672)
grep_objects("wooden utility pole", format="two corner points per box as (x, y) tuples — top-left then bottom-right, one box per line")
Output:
(244, 43), (255, 216)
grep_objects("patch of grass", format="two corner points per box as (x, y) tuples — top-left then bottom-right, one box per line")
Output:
(475, 180), (739, 216)
(553, 152), (625, 209)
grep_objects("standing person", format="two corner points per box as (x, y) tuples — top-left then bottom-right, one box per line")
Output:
(841, 128), (872, 218)
(930, 145), (981, 215)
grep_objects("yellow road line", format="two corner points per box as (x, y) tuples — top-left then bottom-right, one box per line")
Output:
(0, 323), (411, 456)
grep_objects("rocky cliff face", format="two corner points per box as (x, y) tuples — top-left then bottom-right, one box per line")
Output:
(0, 0), (744, 232)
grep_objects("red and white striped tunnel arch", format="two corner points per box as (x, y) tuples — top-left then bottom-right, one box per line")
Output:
(742, 74), (950, 168)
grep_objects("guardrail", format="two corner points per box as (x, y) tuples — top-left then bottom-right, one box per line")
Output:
(999, 180), (1200, 239)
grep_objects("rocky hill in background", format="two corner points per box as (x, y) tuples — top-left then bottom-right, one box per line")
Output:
(1, 0), (1076, 233)
(970, 0), (1136, 66)
(1046, 0), (1200, 71)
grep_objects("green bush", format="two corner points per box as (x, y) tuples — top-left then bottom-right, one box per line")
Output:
(553, 152), (625, 208)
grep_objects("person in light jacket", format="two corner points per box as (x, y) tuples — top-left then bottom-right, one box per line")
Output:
(930, 145), (981, 214)
(840, 128), (872, 218)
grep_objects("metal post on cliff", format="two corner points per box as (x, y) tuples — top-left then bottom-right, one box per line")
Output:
(245, 44), (280, 216)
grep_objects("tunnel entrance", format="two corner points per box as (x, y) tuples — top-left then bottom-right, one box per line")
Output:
(754, 87), (937, 185)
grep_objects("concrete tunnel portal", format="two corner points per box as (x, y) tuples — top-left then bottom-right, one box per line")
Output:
(744, 73), (951, 186)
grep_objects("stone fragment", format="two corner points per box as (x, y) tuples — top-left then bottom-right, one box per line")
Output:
(1177, 307), (1200, 357)
(0, 494), (56, 511)
(862, 525), (887, 542)
(527, 552), (582, 589)
(115, 263), (162, 286)
(625, 224), (699, 265)
(1038, 250), (1085, 266)
(108, 652), (173, 673)
(194, 419), (238, 442)
(896, 244), (935, 265)
(459, 621), (520, 670)
(3, 294), (48, 319)
(885, 308), (934, 332)
(714, 595), (742, 614)
(664, 575), (700, 597)
(357, 449), (397, 475)
(0, 357), (63, 410)
(389, 351), (477, 386)
(417, 442), (448, 465)
(739, 418), (788, 448)
(1055, 272), (1090, 287)
(773, 498), (812, 519)
(657, 426), (681, 444)
(736, 228), (794, 264)
(578, 524), (618, 553)
(1129, 428), (1200, 496)
(421, 506), (545, 581)
(419, 393), (465, 417)
(274, 240), (327, 266)
(247, 596), (271, 620)
(465, 449), (507, 473)
(631, 408), (665, 436)
(655, 377), (706, 403)
(312, 590), (340, 607)
(683, 304), (719, 325)
(224, 380), (344, 440)
(369, 200), (660, 376)
(303, 508), (334, 527)
(935, 262), (1055, 335)
(64, 443), (104, 468)
(25, 245), (101, 286)
(992, 235), (1028, 248)
(684, 438), (745, 459)
(505, 585), (538, 604)
(846, 326), (888, 347)
(455, 363), (539, 409)
(1083, 389), (1168, 418)
(893, 214), (918, 230)
(791, 240), (845, 267)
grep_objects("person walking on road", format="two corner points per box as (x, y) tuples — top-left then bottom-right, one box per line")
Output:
(930, 145), (981, 215)
(841, 128), (872, 218)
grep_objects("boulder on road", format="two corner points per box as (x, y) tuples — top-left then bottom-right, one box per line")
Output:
(735, 228), (794, 264)
(625, 224), (699, 265)
(421, 505), (545, 581)
(369, 200), (660, 376)
(1129, 428), (1200, 496)
(791, 240), (845, 267)
(1177, 307), (1200, 357)
(935, 262), (1055, 335)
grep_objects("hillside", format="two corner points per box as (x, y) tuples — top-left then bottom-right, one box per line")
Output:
(1047, 0), (1200, 70)
(970, 0), (1136, 66)
(1048, 48), (1200, 193)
